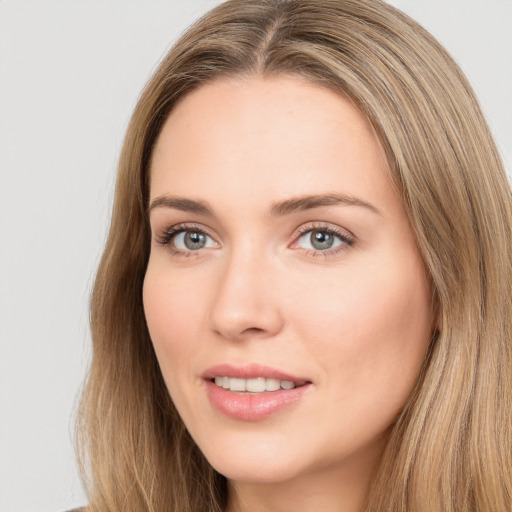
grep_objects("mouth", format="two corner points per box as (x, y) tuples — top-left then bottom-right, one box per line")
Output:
(202, 364), (312, 420)
(211, 376), (308, 393)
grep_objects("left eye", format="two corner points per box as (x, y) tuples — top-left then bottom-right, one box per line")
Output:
(296, 229), (347, 251)
(173, 230), (216, 251)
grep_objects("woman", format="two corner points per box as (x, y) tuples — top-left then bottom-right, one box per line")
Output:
(76, 0), (512, 511)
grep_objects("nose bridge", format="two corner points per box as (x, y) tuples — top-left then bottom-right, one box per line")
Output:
(209, 241), (283, 340)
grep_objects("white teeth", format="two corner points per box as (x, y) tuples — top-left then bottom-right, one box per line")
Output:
(215, 376), (231, 389)
(265, 378), (281, 391)
(213, 377), (303, 393)
(230, 378), (246, 392)
(246, 378), (266, 393)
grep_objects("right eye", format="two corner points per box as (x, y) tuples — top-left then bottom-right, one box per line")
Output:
(172, 230), (217, 251)
(157, 224), (219, 256)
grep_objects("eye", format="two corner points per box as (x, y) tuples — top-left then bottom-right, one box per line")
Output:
(156, 224), (218, 254)
(294, 225), (354, 253)
(173, 230), (216, 251)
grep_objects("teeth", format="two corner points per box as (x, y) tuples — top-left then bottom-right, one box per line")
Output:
(213, 377), (303, 393)
(280, 380), (295, 390)
(265, 378), (281, 391)
(230, 378), (246, 392)
(246, 377), (266, 393)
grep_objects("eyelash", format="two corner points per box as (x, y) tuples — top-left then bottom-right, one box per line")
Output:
(155, 222), (355, 258)
(293, 223), (355, 257)
(156, 223), (212, 258)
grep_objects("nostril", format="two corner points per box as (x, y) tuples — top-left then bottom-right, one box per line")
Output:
(241, 327), (265, 336)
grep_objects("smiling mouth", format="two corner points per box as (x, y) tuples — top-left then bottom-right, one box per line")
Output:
(212, 376), (308, 393)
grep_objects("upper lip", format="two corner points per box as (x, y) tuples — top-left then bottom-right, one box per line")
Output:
(202, 363), (310, 383)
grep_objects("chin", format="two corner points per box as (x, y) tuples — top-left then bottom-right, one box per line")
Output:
(195, 432), (308, 483)
(210, 456), (301, 484)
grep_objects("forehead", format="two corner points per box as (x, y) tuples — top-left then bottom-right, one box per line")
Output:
(149, 75), (396, 215)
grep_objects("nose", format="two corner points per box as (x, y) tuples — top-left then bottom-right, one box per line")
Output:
(209, 249), (284, 341)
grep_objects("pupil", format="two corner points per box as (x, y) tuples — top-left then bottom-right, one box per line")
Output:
(311, 230), (334, 250)
(184, 231), (206, 250)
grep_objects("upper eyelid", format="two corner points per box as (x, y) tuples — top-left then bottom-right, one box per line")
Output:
(154, 222), (218, 247)
(293, 221), (355, 239)
(156, 222), (216, 237)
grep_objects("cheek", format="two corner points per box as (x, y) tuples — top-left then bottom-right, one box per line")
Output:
(142, 263), (207, 387)
(291, 254), (432, 413)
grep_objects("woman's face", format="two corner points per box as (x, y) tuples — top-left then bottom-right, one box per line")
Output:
(144, 76), (433, 486)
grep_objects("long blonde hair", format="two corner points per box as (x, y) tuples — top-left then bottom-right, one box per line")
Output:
(77, 1), (512, 511)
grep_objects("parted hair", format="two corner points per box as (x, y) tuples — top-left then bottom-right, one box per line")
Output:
(76, 1), (512, 511)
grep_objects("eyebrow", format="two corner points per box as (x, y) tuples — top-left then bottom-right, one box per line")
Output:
(148, 193), (380, 217)
(148, 196), (213, 216)
(269, 193), (380, 216)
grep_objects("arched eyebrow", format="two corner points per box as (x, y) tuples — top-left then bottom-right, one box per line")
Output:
(269, 193), (380, 216)
(148, 196), (213, 215)
(148, 193), (380, 216)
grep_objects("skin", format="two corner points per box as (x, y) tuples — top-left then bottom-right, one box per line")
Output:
(143, 76), (434, 512)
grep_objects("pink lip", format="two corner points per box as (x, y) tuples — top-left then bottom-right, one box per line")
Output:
(202, 364), (312, 421)
(202, 363), (308, 382)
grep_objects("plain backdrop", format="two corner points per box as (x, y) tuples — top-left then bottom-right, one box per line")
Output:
(0, 1), (510, 511)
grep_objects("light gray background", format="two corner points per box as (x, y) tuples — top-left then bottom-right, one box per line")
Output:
(0, 1), (510, 511)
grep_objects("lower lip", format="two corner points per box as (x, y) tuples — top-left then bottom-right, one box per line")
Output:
(205, 380), (311, 421)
